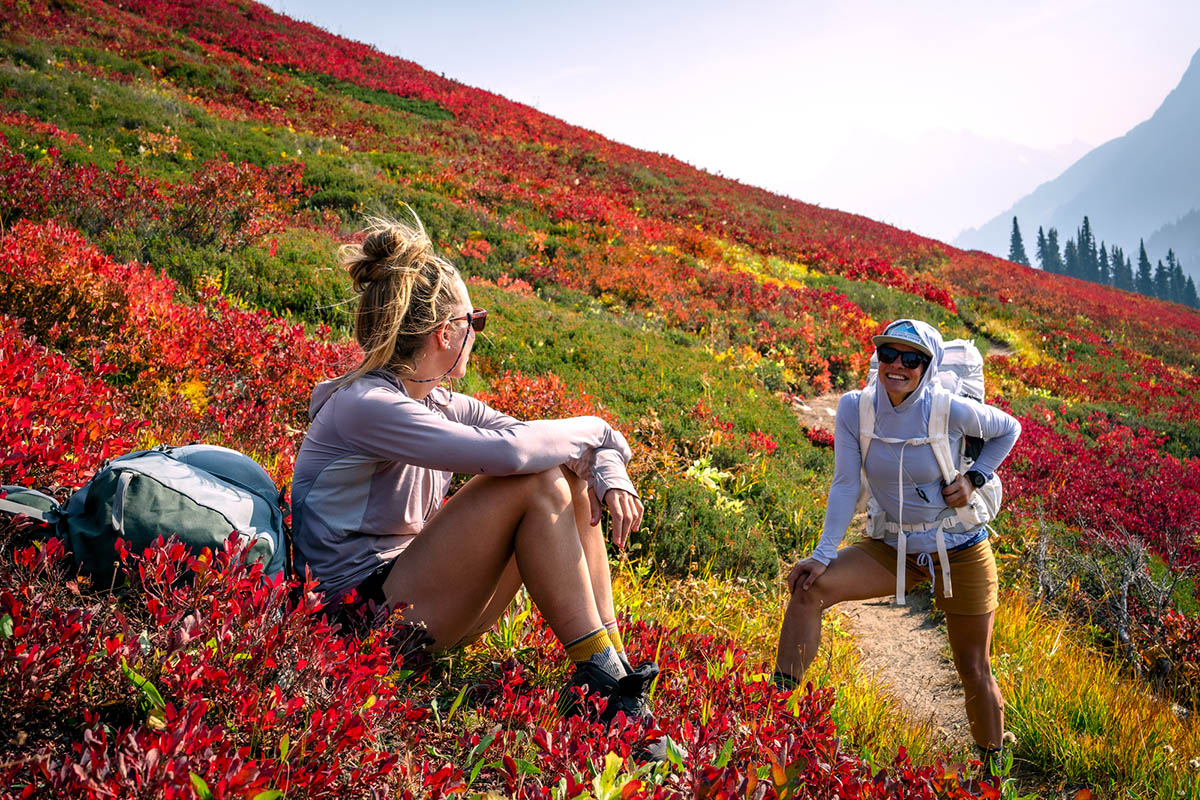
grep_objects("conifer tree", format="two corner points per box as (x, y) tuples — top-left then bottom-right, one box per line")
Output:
(1098, 242), (1110, 285)
(1136, 240), (1154, 295)
(1168, 250), (1186, 303)
(1064, 238), (1080, 279)
(1008, 217), (1030, 265)
(1186, 275), (1200, 309)
(1046, 228), (1064, 274)
(1154, 259), (1170, 299)
(1035, 226), (1049, 270)
(1112, 245), (1134, 291)
(1078, 217), (1097, 282)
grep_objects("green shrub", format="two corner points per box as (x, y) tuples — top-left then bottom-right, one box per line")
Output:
(805, 272), (962, 333)
(634, 473), (779, 577)
(467, 282), (829, 576)
(279, 66), (455, 121)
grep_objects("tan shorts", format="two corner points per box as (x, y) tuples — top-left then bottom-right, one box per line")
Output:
(851, 536), (999, 616)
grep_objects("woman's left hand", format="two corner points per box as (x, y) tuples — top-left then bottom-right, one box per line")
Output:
(941, 474), (973, 508)
(589, 487), (644, 549)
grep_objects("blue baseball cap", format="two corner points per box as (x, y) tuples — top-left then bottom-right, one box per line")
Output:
(872, 320), (934, 358)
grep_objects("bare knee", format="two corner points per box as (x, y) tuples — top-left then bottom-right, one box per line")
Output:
(558, 464), (587, 493)
(522, 468), (573, 513)
(955, 657), (995, 690)
(786, 583), (830, 616)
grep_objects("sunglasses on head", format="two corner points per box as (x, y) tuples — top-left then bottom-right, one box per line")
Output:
(877, 344), (930, 370)
(450, 308), (487, 332)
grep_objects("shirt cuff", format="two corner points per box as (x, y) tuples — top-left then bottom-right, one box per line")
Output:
(591, 447), (637, 501)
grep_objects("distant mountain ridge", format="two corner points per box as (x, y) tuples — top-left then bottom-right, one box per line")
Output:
(955, 47), (1200, 280)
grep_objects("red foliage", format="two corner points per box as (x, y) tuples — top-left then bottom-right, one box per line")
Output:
(476, 369), (619, 426)
(0, 536), (425, 798)
(803, 427), (836, 449)
(1003, 405), (1200, 569)
(0, 220), (359, 485)
(0, 532), (999, 799)
(0, 317), (145, 489)
(943, 251), (1200, 367)
(0, 136), (306, 252)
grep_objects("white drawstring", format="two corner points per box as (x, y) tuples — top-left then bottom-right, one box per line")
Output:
(896, 440), (909, 605)
(916, 552), (936, 595)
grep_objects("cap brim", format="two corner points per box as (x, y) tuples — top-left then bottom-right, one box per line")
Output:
(872, 335), (933, 358)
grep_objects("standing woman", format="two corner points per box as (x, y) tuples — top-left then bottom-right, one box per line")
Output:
(775, 319), (1021, 770)
(291, 213), (657, 720)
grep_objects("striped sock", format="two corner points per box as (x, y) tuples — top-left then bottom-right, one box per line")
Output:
(565, 628), (627, 679)
(603, 620), (624, 655)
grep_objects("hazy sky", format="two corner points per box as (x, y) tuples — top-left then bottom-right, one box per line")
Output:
(268, 0), (1200, 243)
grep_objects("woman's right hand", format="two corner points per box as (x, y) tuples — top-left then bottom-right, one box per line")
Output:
(787, 557), (827, 594)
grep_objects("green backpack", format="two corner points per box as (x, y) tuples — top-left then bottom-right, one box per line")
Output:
(1, 444), (289, 582)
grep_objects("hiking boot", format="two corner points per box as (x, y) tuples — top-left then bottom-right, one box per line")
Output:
(557, 660), (660, 724)
(557, 661), (621, 720)
(615, 661), (668, 763)
(612, 660), (659, 721)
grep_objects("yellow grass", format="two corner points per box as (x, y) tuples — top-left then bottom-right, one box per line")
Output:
(994, 591), (1200, 798)
(612, 561), (938, 767)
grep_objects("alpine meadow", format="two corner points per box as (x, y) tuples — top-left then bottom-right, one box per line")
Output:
(1, 2), (1199, 798)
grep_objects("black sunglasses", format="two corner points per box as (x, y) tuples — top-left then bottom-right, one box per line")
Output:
(451, 308), (487, 332)
(877, 344), (930, 370)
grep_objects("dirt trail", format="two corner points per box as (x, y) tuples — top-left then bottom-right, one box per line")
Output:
(791, 394), (972, 750)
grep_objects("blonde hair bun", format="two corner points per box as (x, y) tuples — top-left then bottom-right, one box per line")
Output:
(346, 218), (436, 290)
(338, 210), (464, 384)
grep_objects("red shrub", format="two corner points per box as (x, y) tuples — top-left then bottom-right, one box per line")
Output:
(0, 316), (144, 489)
(476, 369), (619, 426)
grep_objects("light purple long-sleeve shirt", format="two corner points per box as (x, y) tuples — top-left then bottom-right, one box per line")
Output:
(292, 370), (636, 597)
(812, 320), (1021, 565)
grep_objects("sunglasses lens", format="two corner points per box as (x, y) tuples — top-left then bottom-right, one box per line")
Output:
(877, 345), (926, 369)
(471, 309), (487, 332)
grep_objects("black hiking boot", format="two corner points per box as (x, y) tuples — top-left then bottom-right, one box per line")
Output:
(613, 660), (659, 721)
(557, 661), (621, 720)
(557, 660), (660, 724)
(614, 661), (669, 763)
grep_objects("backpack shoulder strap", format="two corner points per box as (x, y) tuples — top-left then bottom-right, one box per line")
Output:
(858, 385), (876, 463)
(927, 389), (958, 484)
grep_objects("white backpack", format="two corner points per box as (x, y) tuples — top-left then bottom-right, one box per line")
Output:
(856, 339), (1003, 604)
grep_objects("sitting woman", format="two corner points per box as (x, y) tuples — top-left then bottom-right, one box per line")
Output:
(775, 319), (1021, 771)
(291, 213), (656, 721)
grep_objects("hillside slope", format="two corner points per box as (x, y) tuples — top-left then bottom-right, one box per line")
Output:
(2, 1), (1200, 796)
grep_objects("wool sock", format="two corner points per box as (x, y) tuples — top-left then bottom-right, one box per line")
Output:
(565, 628), (627, 679)
(603, 620), (624, 655)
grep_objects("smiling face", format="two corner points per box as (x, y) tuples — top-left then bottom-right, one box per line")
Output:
(878, 342), (927, 405)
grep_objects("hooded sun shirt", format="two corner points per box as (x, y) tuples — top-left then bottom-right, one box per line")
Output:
(291, 370), (637, 598)
(811, 320), (1021, 566)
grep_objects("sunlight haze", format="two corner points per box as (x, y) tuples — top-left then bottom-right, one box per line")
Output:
(269, 0), (1200, 242)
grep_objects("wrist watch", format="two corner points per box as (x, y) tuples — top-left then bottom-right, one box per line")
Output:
(965, 469), (987, 488)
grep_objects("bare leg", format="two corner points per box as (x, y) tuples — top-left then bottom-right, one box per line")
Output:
(381, 468), (602, 650)
(456, 556), (523, 645)
(945, 610), (1004, 750)
(562, 468), (618, 625)
(775, 546), (898, 679)
(455, 467), (618, 644)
